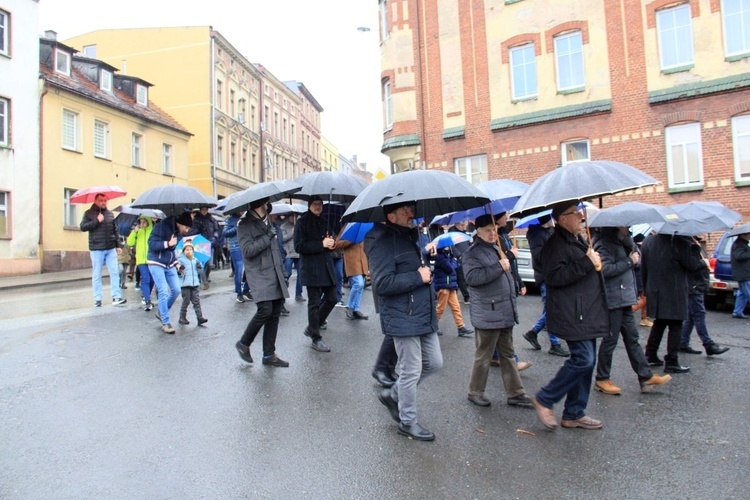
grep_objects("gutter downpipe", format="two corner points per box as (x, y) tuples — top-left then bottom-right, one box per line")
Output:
(259, 71), (266, 183)
(38, 80), (48, 270)
(415, 0), (427, 170)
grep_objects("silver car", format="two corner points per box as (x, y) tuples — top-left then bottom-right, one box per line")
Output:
(514, 235), (535, 287)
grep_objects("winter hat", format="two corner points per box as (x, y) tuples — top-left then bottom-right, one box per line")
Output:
(182, 240), (194, 251)
(383, 201), (414, 215)
(475, 214), (495, 229)
(176, 212), (193, 228)
(551, 201), (579, 220)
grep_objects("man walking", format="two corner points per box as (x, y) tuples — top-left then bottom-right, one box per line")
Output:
(79, 193), (127, 307)
(371, 202), (442, 441)
(336, 237), (369, 320)
(530, 201), (608, 431)
(731, 230), (750, 319)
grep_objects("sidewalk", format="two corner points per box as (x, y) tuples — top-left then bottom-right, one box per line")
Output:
(0, 268), (96, 291)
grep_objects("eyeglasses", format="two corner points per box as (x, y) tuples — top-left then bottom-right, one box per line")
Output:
(559, 210), (582, 218)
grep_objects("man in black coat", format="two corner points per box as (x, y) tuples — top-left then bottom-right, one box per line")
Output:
(731, 231), (750, 319)
(530, 201), (608, 431)
(294, 196), (336, 353)
(191, 207), (219, 288)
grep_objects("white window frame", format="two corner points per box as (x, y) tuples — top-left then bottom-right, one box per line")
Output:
(561, 139), (590, 165)
(63, 188), (78, 227)
(656, 4), (695, 70)
(454, 154), (488, 185)
(509, 43), (537, 100)
(230, 139), (237, 172)
(55, 48), (71, 76)
(62, 109), (79, 151)
(82, 44), (97, 58)
(554, 31), (585, 91)
(131, 132), (143, 167)
(162, 143), (173, 175)
(722, 0), (750, 57)
(380, 0), (389, 41)
(0, 190), (9, 238)
(0, 9), (8, 56)
(100, 70), (112, 93)
(665, 123), (704, 189)
(732, 114), (750, 181)
(216, 135), (224, 168)
(0, 97), (8, 147)
(93, 119), (109, 159)
(383, 80), (393, 129)
(136, 84), (148, 106)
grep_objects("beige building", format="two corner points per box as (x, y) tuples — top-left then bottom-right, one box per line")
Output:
(285, 80), (323, 174)
(40, 33), (191, 271)
(320, 136), (339, 171)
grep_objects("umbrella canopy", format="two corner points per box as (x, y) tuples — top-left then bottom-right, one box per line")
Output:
(70, 185), (127, 204)
(511, 160), (658, 218)
(221, 180), (302, 215)
(131, 184), (218, 215)
(653, 201), (742, 236)
(176, 234), (212, 265)
(270, 202), (308, 215)
(339, 222), (374, 244)
(430, 179), (530, 226)
(294, 172), (369, 202)
(728, 221), (750, 237)
(342, 170), (490, 223)
(431, 231), (472, 250)
(113, 204), (166, 220)
(588, 202), (681, 228)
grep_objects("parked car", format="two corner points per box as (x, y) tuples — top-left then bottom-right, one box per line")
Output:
(707, 230), (740, 309)
(514, 235), (535, 288)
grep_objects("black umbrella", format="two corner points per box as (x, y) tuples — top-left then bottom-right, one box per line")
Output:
(653, 201), (742, 236)
(588, 201), (680, 228)
(131, 184), (218, 216)
(294, 172), (369, 202)
(341, 170), (490, 223)
(221, 180), (302, 214)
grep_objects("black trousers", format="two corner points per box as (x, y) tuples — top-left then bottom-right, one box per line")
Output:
(180, 287), (203, 319)
(240, 298), (283, 357)
(306, 285), (337, 340)
(374, 335), (398, 375)
(645, 318), (683, 365)
(596, 307), (652, 382)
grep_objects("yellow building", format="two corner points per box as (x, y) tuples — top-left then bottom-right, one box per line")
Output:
(320, 136), (339, 172)
(40, 33), (191, 271)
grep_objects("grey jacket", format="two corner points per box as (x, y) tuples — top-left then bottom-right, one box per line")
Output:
(237, 212), (288, 303)
(462, 238), (518, 330)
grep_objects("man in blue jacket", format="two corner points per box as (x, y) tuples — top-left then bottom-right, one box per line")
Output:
(371, 202), (442, 441)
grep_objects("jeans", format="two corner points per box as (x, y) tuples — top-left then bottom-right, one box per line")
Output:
(149, 265), (181, 326)
(645, 318), (683, 365)
(596, 307), (652, 382)
(392, 333), (443, 425)
(306, 285), (337, 340)
(230, 249), (249, 296)
(137, 264), (152, 302)
(682, 293), (714, 347)
(240, 298), (283, 357)
(469, 327), (524, 398)
(530, 282), (561, 345)
(536, 339), (596, 421)
(284, 257), (303, 298)
(347, 275), (365, 311)
(90, 248), (121, 301)
(333, 257), (344, 302)
(733, 280), (750, 316)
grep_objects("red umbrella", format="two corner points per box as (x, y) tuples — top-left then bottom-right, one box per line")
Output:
(70, 185), (127, 204)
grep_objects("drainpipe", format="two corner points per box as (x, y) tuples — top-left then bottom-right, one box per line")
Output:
(38, 81), (48, 271)
(259, 71), (265, 183)
(210, 36), (217, 197)
(414, 0), (427, 169)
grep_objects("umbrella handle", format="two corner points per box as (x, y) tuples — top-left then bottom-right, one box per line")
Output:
(582, 204), (602, 272)
(487, 204), (508, 261)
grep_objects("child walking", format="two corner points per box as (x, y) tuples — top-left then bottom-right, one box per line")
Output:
(177, 242), (208, 326)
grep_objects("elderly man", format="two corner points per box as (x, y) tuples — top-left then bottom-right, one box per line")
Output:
(731, 231), (750, 319)
(530, 201), (609, 431)
(462, 214), (533, 408)
(371, 202), (442, 441)
(80, 193), (127, 307)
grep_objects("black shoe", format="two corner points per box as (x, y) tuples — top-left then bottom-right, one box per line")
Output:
(320, 321), (328, 330)
(372, 370), (396, 387)
(262, 354), (289, 367)
(507, 394), (534, 408)
(523, 330), (541, 350)
(346, 307), (355, 320)
(112, 297), (127, 306)
(280, 307), (290, 316)
(467, 394), (491, 407)
(311, 339), (331, 352)
(236, 295), (246, 303)
(178, 317), (189, 325)
(303, 326), (315, 338)
(353, 311), (369, 320)
(94, 301), (102, 307)
(664, 364), (690, 373)
(244, 291), (253, 301)
(678, 345), (702, 354)
(647, 357), (664, 367)
(235, 341), (253, 363)
(378, 389), (400, 423)
(436, 330), (444, 336)
(705, 344), (730, 356)
(732, 313), (748, 319)
(549, 344), (570, 357)
(457, 326), (474, 337)
(144, 301), (153, 312)
(397, 422), (435, 441)
(197, 317), (208, 326)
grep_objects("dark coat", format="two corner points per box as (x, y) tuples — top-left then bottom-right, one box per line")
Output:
(687, 242), (709, 295)
(433, 248), (459, 291)
(540, 226), (609, 341)
(731, 236), (750, 282)
(147, 216), (182, 268)
(498, 228), (524, 293)
(462, 238), (518, 329)
(641, 234), (706, 320)
(593, 228), (638, 309)
(191, 212), (219, 244)
(363, 223), (387, 313)
(80, 205), (120, 251)
(238, 212), (288, 303)
(293, 211), (336, 287)
(527, 223), (553, 286)
(368, 222), (437, 337)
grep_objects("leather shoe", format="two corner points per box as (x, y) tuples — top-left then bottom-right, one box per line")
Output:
(530, 396), (558, 430)
(320, 321), (328, 330)
(378, 388), (400, 422)
(353, 311), (369, 320)
(647, 357), (664, 367)
(523, 330), (541, 350)
(235, 341), (253, 364)
(372, 370), (396, 387)
(467, 393), (491, 407)
(397, 422), (435, 441)
(457, 326), (474, 337)
(561, 415), (603, 430)
(262, 354), (289, 367)
(516, 361), (532, 372)
(705, 343), (730, 356)
(311, 339), (331, 352)
(664, 364), (690, 373)
(549, 344), (570, 357)
(678, 344), (702, 354)
(507, 394), (534, 408)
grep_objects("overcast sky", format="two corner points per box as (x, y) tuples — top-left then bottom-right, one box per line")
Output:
(38, 0), (388, 173)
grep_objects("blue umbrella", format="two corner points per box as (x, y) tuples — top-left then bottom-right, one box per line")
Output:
(339, 222), (374, 244)
(431, 179), (530, 226)
(431, 231), (472, 250)
(175, 234), (211, 265)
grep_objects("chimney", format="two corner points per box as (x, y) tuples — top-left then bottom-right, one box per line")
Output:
(44, 30), (57, 41)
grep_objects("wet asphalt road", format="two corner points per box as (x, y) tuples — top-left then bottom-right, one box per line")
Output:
(1, 269), (749, 499)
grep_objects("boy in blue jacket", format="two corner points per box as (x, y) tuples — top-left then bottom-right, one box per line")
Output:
(177, 241), (208, 326)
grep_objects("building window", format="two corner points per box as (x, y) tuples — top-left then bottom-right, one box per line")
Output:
(666, 123), (703, 188)
(251, 105), (256, 127)
(136, 84), (148, 106)
(0, 191), (8, 237)
(55, 48), (71, 75)
(62, 109), (78, 150)
(230, 140), (237, 172)
(238, 98), (246, 124)
(283, 118), (288, 143)
(0, 97), (8, 146)
(274, 111), (279, 136)
(252, 152), (257, 180)
(509, 43), (537, 100)
(93, 119), (109, 159)
(0, 9), (8, 56)
(162, 143), (173, 175)
(82, 44), (97, 58)
(217, 135), (223, 168)
(291, 123), (296, 147)
(455, 154), (488, 184)
(100, 70), (112, 93)
(216, 80), (223, 109)
(723, 0), (750, 57)
(63, 188), (78, 227)
(732, 114), (750, 180)
(656, 4), (694, 70)
(379, 0), (389, 41)
(230, 89), (235, 117)
(561, 139), (590, 165)
(131, 132), (143, 167)
(554, 32), (585, 91)
(242, 145), (248, 177)
(263, 105), (269, 131)
(383, 80), (393, 128)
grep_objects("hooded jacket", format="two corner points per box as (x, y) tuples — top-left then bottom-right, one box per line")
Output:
(147, 216), (182, 268)
(127, 216), (154, 265)
(80, 204), (120, 251)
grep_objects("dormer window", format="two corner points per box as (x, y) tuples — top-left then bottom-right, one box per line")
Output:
(136, 84), (148, 106)
(55, 48), (71, 76)
(100, 70), (112, 93)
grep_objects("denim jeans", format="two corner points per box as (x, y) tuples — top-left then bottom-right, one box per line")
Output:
(333, 257), (344, 302)
(284, 257), (303, 298)
(347, 274), (365, 311)
(733, 280), (750, 316)
(148, 265), (181, 325)
(392, 333), (443, 425)
(230, 249), (249, 296)
(90, 248), (122, 301)
(137, 263), (152, 302)
(682, 293), (714, 347)
(596, 307), (652, 382)
(536, 339), (596, 421)
(530, 282), (561, 345)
